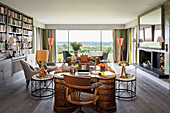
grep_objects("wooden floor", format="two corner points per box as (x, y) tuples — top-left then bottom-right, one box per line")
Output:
(0, 64), (170, 113)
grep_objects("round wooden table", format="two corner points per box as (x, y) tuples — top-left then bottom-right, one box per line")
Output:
(53, 72), (117, 113)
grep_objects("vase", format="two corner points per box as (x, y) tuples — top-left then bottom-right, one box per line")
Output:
(100, 67), (105, 72)
(74, 50), (78, 57)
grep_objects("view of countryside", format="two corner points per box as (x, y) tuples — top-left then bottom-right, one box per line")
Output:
(56, 30), (113, 61)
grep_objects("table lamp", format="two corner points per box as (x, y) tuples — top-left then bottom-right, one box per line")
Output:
(48, 38), (53, 62)
(118, 61), (129, 78)
(157, 36), (164, 43)
(36, 50), (49, 76)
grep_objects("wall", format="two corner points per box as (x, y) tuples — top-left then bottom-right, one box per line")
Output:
(125, 19), (138, 29)
(164, 0), (170, 75)
(33, 19), (45, 29)
(45, 24), (125, 30)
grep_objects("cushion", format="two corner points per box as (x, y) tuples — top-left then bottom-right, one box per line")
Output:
(69, 92), (94, 102)
(62, 64), (72, 72)
(80, 55), (88, 63)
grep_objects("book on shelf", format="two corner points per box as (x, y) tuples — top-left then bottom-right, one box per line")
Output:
(0, 15), (5, 23)
(0, 6), (4, 14)
(8, 10), (22, 20)
(23, 16), (32, 23)
(0, 25), (6, 32)
(0, 33), (6, 40)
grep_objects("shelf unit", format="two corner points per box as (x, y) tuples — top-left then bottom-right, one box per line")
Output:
(0, 2), (33, 58)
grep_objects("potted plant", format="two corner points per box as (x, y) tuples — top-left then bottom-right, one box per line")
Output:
(70, 42), (82, 57)
(98, 63), (107, 72)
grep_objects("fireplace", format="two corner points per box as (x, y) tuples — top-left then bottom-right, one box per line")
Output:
(139, 50), (151, 66)
(134, 48), (169, 79)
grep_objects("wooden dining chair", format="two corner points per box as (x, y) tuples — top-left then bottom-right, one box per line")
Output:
(63, 75), (102, 113)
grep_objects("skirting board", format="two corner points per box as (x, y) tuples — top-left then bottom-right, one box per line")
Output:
(136, 67), (170, 90)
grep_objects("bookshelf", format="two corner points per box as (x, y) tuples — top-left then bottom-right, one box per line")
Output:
(0, 2), (33, 59)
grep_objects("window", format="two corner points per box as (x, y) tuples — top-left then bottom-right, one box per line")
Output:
(69, 30), (101, 55)
(56, 30), (68, 59)
(56, 30), (113, 61)
(102, 30), (113, 61)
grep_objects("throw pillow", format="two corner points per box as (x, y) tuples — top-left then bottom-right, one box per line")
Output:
(62, 64), (72, 72)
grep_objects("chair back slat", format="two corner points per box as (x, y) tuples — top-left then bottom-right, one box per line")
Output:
(64, 75), (91, 86)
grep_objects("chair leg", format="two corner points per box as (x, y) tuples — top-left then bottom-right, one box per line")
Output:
(26, 80), (30, 87)
(77, 106), (85, 113)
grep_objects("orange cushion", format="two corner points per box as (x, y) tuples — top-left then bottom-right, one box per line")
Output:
(80, 55), (88, 63)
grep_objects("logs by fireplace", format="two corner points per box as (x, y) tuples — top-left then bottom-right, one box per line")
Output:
(160, 53), (165, 71)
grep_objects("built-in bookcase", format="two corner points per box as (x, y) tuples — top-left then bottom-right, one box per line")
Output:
(0, 2), (33, 58)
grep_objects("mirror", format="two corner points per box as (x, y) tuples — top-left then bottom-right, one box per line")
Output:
(140, 7), (162, 49)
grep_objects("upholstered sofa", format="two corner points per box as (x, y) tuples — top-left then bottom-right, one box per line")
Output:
(66, 55), (100, 66)
(89, 51), (109, 60)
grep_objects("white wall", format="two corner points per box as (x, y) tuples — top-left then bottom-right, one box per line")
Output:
(33, 19), (45, 29)
(125, 19), (138, 29)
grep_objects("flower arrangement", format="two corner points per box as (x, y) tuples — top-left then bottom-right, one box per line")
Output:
(70, 42), (82, 51)
(98, 63), (107, 72)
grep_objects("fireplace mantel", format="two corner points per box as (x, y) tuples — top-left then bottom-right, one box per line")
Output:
(138, 48), (165, 53)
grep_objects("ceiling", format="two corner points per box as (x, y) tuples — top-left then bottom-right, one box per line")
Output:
(0, 0), (166, 24)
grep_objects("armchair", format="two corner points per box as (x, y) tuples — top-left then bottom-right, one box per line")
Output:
(63, 51), (73, 60)
(103, 51), (110, 60)
(63, 75), (102, 113)
(20, 60), (39, 87)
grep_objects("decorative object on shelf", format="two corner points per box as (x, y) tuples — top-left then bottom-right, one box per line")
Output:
(98, 63), (107, 72)
(8, 37), (14, 50)
(8, 37), (14, 43)
(118, 61), (129, 78)
(24, 38), (28, 47)
(36, 50), (49, 76)
(70, 42), (82, 57)
(117, 38), (124, 62)
(48, 38), (53, 62)
(139, 39), (143, 42)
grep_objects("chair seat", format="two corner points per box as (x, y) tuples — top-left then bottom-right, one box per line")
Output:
(68, 92), (94, 103)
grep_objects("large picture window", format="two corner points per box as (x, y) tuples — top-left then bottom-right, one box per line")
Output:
(56, 30), (113, 61)
(69, 30), (101, 55)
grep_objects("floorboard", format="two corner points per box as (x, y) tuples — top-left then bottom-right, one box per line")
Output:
(0, 63), (170, 113)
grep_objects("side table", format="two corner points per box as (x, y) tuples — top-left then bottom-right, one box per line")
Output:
(31, 74), (54, 98)
(116, 75), (136, 100)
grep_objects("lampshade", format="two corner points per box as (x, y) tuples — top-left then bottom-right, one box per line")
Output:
(8, 37), (14, 43)
(48, 38), (53, 46)
(139, 39), (144, 42)
(117, 38), (124, 46)
(36, 50), (49, 61)
(118, 61), (129, 66)
(157, 36), (164, 42)
(132, 38), (136, 42)
(24, 38), (28, 43)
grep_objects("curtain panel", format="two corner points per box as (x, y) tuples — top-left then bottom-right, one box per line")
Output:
(43, 29), (56, 61)
(36, 28), (43, 50)
(126, 28), (132, 64)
